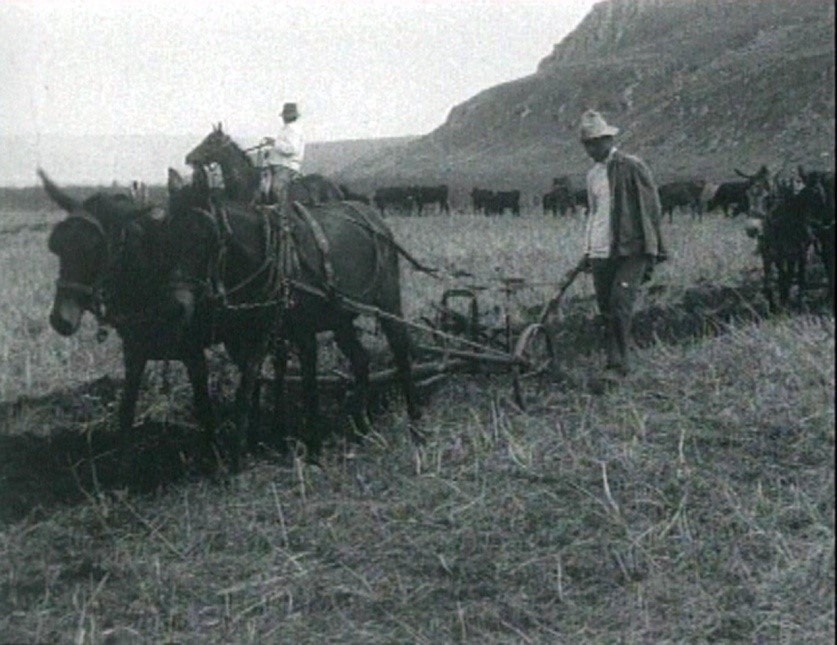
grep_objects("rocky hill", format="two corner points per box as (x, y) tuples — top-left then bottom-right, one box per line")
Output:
(335, 0), (835, 201)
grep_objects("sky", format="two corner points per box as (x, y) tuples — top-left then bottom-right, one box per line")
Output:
(1, 0), (598, 184)
(2, 0), (598, 140)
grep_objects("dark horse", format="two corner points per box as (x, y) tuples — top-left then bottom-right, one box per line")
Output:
(165, 168), (422, 461)
(39, 169), (217, 452)
(184, 123), (344, 206)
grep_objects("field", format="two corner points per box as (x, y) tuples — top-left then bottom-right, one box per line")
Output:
(1, 204), (834, 642)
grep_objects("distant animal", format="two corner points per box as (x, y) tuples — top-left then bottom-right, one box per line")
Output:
(165, 169), (422, 462)
(706, 179), (750, 217)
(572, 188), (589, 214)
(471, 187), (494, 214)
(488, 190), (521, 216)
(658, 179), (705, 222)
(129, 180), (149, 205)
(411, 185), (450, 215)
(39, 168), (217, 459)
(339, 184), (370, 204)
(184, 123), (343, 207)
(373, 186), (415, 216)
(542, 176), (573, 216)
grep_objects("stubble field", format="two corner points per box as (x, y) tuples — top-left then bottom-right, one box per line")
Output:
(0, 204), (834, 642)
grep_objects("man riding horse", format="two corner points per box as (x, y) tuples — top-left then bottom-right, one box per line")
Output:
(259, 102), (305, 207)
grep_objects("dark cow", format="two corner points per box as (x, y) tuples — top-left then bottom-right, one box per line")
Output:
(373, 186), (414, 216)
(706, 179), (750, 217)
(487, 190), (521, 216)
(471, 187), (494, 215)
(658, 179), (705, 222)
(572, 188), (589, 214)
(542, 176), (573, 216)
(411, 185), (450, 215)
(339, 184), (370, 204)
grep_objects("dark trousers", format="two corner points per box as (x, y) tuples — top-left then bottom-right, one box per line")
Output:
(590, 255), (651, 373)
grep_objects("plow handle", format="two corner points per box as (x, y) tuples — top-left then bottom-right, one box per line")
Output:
(537, 258), (587, 325)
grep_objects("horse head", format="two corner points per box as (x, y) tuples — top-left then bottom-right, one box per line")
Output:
(164, 169), (221, 326)
(185, 124), (233, 168)
(184, 125), (259, 202)
(40, 169), (163, 336)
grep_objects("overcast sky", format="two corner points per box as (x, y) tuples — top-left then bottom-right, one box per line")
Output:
(2, 0), (597, 143)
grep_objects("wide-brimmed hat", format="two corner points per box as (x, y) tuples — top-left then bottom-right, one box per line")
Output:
(282, 102), (299, 119)
(579, 109), (619, 141)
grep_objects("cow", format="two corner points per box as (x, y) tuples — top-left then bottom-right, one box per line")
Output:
(411, 185), (450, 215)
(471, 187), (494, 215)
(658, 179), (705, 222)
(129, 180), (150, 205)
(572, 188), (589, 214)
(373, 186), (414, 216)
(339, 184), (370, 204)
(706, 179), (750, 217)
(487, 190), (521, 216)
(542, 176), (574, 216)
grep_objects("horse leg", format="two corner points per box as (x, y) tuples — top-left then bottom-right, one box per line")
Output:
(183, 350), (217, 449)
(380, 317), (422, 423)
(762, 253), (777, 314)
(271, 337), (290, 446)
(295, 329), (324, 456)
(333, 321), (372, 435)
(796, 247), (808, 310)
(118, 345), (146, 481)
(229, 346), (266, 471)
(119, 346), (146, 436)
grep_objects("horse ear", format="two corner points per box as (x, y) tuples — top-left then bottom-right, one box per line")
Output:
(167, 167), (184, 193)
(38, 168), (79, 214)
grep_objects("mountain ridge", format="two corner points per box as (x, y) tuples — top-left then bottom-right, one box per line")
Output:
(335, 0), (835, 198)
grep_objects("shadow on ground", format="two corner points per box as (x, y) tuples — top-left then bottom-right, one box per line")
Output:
(1, 272), (832, 525)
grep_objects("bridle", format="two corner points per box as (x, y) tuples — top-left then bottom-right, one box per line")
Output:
(52, 210), (138, 330)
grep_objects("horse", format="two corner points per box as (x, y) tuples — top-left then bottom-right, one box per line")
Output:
(164, 168), (422, 461)
(39, 169), (218, 456)
(184, 123), (344, 207)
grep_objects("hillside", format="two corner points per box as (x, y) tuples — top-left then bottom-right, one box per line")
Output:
(336, 0), (835, 198)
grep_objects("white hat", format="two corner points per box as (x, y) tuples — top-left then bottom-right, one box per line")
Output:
(579, 109), (619, 141)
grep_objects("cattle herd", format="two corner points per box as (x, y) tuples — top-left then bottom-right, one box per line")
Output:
(361, 165), (834, 314)
(360, 170), (800, 223)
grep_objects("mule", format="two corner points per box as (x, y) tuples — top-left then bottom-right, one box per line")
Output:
(184, 123), (344, 207)
(745, 170), (813, 311)
(165, 169), (421, 462)
(39, 169), (217, 453)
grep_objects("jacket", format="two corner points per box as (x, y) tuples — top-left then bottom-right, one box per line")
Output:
(607, 150), (667, 260)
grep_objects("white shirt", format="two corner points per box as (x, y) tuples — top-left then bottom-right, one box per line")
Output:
(265, 120), (305, 172)
(585, 148), (615, 258)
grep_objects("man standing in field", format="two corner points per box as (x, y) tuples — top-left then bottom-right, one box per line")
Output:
(579, 109), (666, 378)
(260, 102), (305, 206)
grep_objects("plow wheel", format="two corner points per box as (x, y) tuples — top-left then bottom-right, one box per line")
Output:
(512, 323), (554, 409)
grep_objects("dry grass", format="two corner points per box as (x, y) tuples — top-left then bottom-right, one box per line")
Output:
(0, 206), (834, 642)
